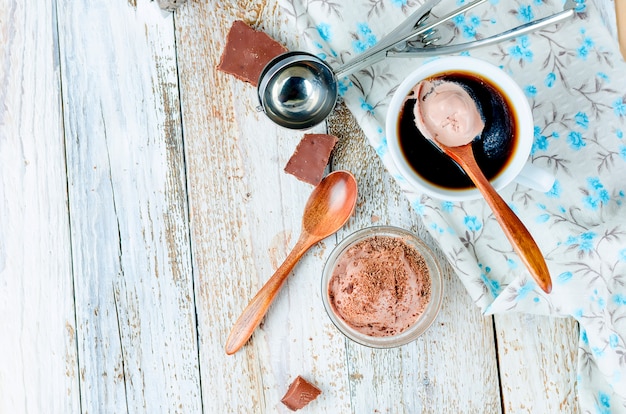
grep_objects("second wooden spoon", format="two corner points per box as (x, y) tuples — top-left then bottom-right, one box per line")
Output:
(225, 170), (358, 355)
(413, 79), (552, 293)
(439, 142), (551, 293)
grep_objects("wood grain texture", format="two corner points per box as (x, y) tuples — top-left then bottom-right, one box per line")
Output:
(0, 2), (79, 412)
(441, 143), (552, 294)
(1, 0), (587, 411)
(56, 0), (201, 411)
(329, 103), (502, 413)
(495, 313), (580, 413)
(616, 0), (626, 59)
(175, 1), (357, 411)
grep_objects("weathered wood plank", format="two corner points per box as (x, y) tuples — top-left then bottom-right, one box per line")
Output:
(56, 0), (201, 411)
(0, 2), (80, 412)
(328, 104), (502, 413)
(495, 314), (579, 413)
(175, 1), (352, 411)
(2, 0), (587, 411)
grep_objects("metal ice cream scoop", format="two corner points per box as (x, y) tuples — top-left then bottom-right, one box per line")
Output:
(256, 0), (575, 129)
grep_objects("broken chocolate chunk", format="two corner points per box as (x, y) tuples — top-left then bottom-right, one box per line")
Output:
(217, 20), (287, 86)
(281, 376), (322, 411)
(284, 134), (339, 186)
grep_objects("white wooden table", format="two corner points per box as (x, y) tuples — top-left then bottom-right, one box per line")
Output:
(1, 0), (582, 412)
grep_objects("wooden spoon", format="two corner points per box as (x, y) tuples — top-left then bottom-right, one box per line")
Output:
(225, 170), (358, 355)
(616, 0), (626, 60)
(414, 80), (552, 293)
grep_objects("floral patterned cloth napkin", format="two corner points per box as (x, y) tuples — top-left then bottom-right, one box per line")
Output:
(278, 0), (626, 411)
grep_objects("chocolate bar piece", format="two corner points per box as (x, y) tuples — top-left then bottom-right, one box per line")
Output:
(284, 134), (339, 186)
(280, 376), (322, 411)
(217, 20), (287, 86)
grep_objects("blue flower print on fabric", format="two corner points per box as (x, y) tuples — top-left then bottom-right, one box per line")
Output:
(589, 289), (607, 311)
(316, 23), (331, 42)
(613, 97), (626, 117)
(359, 97), (374, 115)
(532, 126), (551, 154)
(544, 72), (556, 87)
(565, 231), (596, 255)
(524, 84), (537, 97)
(592, 346), (604, 357)
(430, 222), (445, 235)
(595, 391), (611, 414)
(546, 180), (562, 198)
(574, 308), (584, 319)
(507, 258), (518, 269)
(583, 177), (610, 210)
(337, 79), (351, 96)
(391, 0), (408, 7)
(464, 215), (482, 232)
(517, 5), (534, 23)
(581, 328), (589, 344)
(411, 199), (426, 216)
(509, 35), (533, 62)
(516, 280), (535, 300)
(573, 0), (586, 13)
(452, 13), (481, 39)
(536, 213), (550, 223)
(614, 294), (626, 306)
(577, 29), (595, 60)
(375, 135), (387, 158)
(480, 270), (501, 297)
(558, 271), (573, 284)
(575, 112), (589, 129)
(442, 201), (454, 213)
(567, 131), (586, 150)
(352, 22), (377, 54)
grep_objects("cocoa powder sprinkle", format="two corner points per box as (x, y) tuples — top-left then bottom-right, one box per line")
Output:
(328, 235), (432, 337)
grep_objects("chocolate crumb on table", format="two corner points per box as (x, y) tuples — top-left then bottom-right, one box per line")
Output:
(284, 134), (339, 186)
(217, 20), (287, 86)
(281, 375), (322, 411)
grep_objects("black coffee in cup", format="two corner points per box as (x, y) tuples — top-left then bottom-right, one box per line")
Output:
(397, 71), (519, 190)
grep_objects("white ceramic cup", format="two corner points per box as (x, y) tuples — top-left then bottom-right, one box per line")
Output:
(386, 56), (554, 201)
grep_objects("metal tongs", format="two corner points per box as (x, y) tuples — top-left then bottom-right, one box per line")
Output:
(339, 0), (577, 77)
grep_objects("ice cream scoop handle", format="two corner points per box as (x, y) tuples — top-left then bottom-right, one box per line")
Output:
(225, 235), (315, 355)
(446, 144), (552, 293)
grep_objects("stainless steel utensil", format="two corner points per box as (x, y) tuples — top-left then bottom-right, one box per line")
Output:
(389, 0), (576, 58)
(257, 0), (576, 129)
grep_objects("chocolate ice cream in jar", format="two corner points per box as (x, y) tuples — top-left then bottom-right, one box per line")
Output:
(322, 226), (443, 348)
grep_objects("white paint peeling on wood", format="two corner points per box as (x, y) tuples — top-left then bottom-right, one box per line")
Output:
(495, 313), (580, 413)
(175, 2), (274, 411)
(0, 1), (79, 412)
(2, 0), (583, 411)
(56, 0), (201, 412)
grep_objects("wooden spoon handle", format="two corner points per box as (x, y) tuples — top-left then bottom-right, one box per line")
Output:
(616, 0), (626, 59)
(450, 146), (552, 293)
(225, 236), (314, 355)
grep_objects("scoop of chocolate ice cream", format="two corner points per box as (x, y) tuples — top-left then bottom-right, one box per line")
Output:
(328, 236), (431, 337)
(413, 80), (485, 147)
